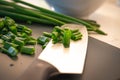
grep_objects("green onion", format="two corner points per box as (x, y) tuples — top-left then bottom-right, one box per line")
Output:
(4, 16), (15, 27)
(43, 32), (52, 38)
(1, 47), (18, 57)
(13, 38), (25, 49)
(52, 31), (59, 44)
(0, 47), (8, 54)
(1, 35), (11, 42)
(0, 18), (4, 29)
(42, 42), (49, 49)
(6, 32), (16, 39)
(9, 25), (17, 35)
(26, 40), (36, 45)
(3, 41), (18, 49)
(7, 47), (18, 57)
(37, 36), (49, 45)
(20, 46), (35, 55)
(0, 39), (3, 44)
(62, 28), (71, 48)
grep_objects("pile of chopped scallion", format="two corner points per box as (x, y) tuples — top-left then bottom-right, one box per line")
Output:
(37, 26), (82, 48)
(0, 16), (36, 57)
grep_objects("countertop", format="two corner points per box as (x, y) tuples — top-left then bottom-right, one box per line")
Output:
(0, 0), (120, 80)
(89, 0), (120, 48)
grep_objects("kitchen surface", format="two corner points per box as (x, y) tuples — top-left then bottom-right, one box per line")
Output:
(0, 0), (120, 80)
(89, 0), (120, 48)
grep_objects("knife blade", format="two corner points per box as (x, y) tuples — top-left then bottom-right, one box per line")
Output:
(38, 24), (88, 74)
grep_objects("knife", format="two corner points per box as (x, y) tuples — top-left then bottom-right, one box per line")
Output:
(17, 24), (88, 80)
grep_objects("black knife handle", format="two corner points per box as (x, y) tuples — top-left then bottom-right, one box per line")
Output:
(17, 59), (59, 80)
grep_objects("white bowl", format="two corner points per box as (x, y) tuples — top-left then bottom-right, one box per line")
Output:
(45, 0), (105, 18)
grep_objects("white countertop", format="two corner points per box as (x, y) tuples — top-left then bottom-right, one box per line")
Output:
(89, 0), (120, 48)
(23, 0), (120, 48)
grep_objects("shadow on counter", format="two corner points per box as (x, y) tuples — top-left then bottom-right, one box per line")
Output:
(49, 74), (82, 80)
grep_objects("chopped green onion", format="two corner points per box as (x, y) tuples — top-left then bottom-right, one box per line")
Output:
(3, 41), (18, 49)
(37, 36), (49, 45)
(62, 28), (71, 48)
(7, 46), (18, 57)
(20, 46), (35, 55)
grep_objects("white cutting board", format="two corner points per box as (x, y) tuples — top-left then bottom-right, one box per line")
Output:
(38, 24), (88, 74)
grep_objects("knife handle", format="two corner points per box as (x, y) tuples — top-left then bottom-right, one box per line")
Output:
(17, 59), (59, 80)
